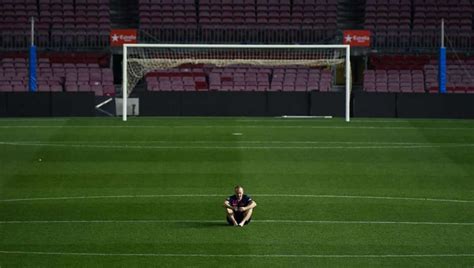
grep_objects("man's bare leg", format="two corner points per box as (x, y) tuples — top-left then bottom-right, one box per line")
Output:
(226, 208), (238, 226)
(238, 208), (253, 227)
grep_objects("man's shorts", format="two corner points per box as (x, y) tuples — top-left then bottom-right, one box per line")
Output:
(227, 212), (251, 225)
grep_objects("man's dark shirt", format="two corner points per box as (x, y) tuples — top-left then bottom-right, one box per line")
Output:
(226, 194), (253, 209)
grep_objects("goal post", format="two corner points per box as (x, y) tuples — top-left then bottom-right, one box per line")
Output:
(122, 44), (351, 122)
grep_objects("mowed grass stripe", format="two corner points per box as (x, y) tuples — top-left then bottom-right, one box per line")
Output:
(1, 250), (473, 258)
(0, 140), (457, 144)
(1, 220), (472, 245)
(1, 221), (472, 261)
(1, 141), (474, 150)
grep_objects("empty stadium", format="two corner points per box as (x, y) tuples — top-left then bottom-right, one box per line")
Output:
(0, 0), (473, 266)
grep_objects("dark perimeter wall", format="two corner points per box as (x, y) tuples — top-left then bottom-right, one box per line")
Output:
(1, 92), (95, 117)
(1, 91), (473, 118)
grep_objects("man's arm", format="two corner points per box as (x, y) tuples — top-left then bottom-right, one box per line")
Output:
(239, 200), (257, 212)
(223, 200), (236, 210)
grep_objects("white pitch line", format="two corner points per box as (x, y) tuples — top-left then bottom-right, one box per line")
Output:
(254, 194), (474, 204)
(234, 118), (474, 124)
(256, 220), (474, 226)
(1, 141), (473, 150)
(0, 193), (472, 204)
(0, 250), (472, 258)
(0, 194), (222, 203)
(0, 119), (71, 122)
(0, 125), (473, 130)
(0, 219), (472, 226)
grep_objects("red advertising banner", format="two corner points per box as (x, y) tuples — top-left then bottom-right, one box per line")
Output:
(343, 30), (371, 47)
(110, 29), (137, 47)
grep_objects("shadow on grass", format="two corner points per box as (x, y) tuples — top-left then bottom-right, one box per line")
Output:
(177, 221), (230, 229)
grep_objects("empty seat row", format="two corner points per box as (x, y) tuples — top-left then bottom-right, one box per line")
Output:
(144, 66), (333, 92)
(0, 56), (114, 96)
(0, 0), (110, 48)
(366, 0), (473, 49)
(364, 61), (474, 93)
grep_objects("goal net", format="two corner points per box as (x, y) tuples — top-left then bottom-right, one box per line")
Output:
(122, 44), (351, 121)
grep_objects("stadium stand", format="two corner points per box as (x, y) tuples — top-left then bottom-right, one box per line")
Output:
(144, 66), (333, 92)
(0, 53), (114, 96)
(363, 69), (425, 93)
(366, 0), (473, 49)
(365, 0), (412, 48)
(145, 67), (207, 92)
(0, 0), (110, 49)
(138, 0), (338, 43)
(364, 55), (474, 94)
(424, 60), (474, 94)
(1, 0), (474, 97)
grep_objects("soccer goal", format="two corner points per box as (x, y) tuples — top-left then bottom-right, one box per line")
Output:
(122, 44), (351, 121)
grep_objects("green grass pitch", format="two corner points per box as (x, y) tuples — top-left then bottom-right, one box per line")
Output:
(0, 117), (473, 267)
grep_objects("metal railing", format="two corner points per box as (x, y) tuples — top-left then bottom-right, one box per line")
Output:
(1, 27), (473, 53)
(0, 31), (110, 51)
(371, 31), (473, 53)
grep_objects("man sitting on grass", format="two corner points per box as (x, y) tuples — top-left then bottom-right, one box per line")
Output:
(223, 185), (257, 227)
